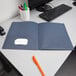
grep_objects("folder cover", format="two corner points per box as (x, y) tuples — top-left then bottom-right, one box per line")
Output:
(3, 21), (73, 50)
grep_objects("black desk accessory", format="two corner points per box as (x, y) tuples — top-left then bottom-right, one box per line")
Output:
(55, 49), (76, 76)
(39, 4), (72, 21)
(36, 5), (52, 12)
(0, 52), (23, 76)
(28, 0), (53, 10)
(0, 26), (6, 36)
(73, 1), (76, 6)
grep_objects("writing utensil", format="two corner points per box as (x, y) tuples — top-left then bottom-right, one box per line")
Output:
(23, 2), (28, 10)
(18, 6), (23, 11)
(32, 56), (45, 76)
(21, 4), (23, 8)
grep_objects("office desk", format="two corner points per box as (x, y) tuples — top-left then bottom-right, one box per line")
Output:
(0, 0), (76, 76)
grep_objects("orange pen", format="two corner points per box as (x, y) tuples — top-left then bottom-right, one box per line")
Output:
(32, 56), (45, 76)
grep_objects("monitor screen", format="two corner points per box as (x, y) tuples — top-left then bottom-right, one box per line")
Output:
(28, 0), (53, 9)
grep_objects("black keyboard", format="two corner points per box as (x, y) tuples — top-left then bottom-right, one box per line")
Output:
(39, 4), (72, 21)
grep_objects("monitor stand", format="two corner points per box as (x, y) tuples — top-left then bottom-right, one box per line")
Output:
(36, 4), (52, 12)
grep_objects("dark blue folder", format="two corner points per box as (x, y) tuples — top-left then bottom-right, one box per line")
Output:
(3, 21), (73, 50)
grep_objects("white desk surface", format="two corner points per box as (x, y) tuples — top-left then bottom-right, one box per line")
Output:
(0, 0), (76, 76)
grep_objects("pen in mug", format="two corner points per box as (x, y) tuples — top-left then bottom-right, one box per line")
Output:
(18, 6), (24, 11)
(23, 0), (28, 10)
(21, 4), (23, 8)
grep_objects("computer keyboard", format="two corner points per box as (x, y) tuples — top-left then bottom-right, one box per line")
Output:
(39, 4), (72, 21)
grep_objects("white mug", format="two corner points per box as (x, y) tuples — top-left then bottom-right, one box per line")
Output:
(19, 8), (30, 21)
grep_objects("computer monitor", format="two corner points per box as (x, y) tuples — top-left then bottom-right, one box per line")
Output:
(28, 0), (53, 10)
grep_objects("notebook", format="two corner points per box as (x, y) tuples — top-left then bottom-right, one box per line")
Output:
(55, 50), (76, 76)
(3, 21), (73, 50)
